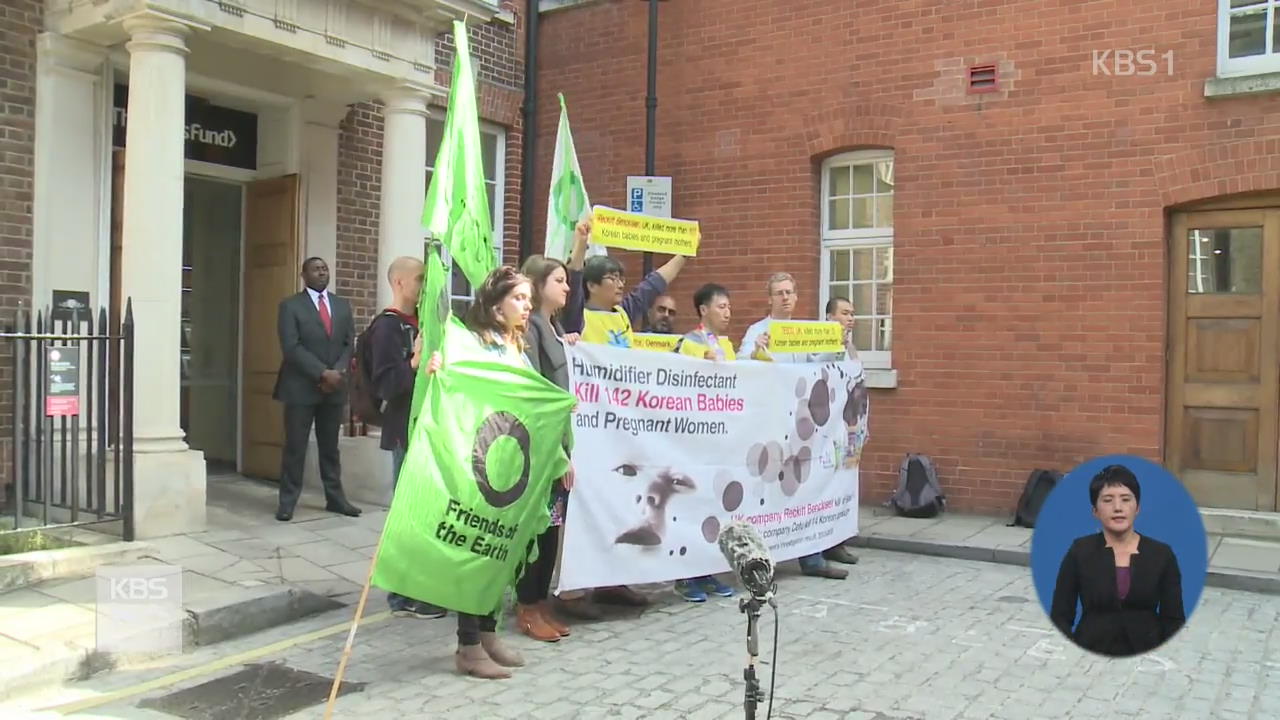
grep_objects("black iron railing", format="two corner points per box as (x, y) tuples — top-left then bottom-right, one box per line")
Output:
(1, 301), (135, 541)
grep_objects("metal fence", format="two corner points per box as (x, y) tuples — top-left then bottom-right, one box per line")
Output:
(1, 301), (135, 541)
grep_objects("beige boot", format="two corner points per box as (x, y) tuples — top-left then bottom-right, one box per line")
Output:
(479, 631), (525, 668)
(455, 643), (511, 679)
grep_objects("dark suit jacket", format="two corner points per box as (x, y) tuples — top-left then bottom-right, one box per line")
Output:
(1050, 532), (1185, 657)
(273, 290), (356, 406)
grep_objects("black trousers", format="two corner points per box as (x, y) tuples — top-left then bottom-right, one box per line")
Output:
(278, 402), (346, 511)
(457, 611), (498, 645)
(516, 526), (560, 605)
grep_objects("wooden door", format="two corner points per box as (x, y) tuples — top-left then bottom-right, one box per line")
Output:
(240, 175), (300, 481)
(1167, 209), (1280, 511)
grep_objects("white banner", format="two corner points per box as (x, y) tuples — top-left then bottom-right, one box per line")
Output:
(558, 343), (868, 592)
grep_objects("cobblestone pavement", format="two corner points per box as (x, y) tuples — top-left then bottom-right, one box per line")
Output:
(22, 549), (1280, 720)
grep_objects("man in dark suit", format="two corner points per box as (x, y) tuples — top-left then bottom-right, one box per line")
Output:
(273, 257), (361, 522)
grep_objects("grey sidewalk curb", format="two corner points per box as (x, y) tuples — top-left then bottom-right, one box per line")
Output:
(0, 541), (152, 593)
(852, 534), (1280, 595)
(0, 584), (343, 702)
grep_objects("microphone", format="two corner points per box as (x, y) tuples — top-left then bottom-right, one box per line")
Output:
(717, 520), (775, 599)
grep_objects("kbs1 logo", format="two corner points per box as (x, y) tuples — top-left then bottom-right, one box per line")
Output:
(1091, 49), (1174, 77)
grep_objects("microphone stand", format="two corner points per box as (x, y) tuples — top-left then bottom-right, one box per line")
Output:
(738, 584), (775, 720)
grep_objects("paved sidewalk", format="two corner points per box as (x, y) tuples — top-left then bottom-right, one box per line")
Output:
(853, 504), (1280, 594)
(2, 474), (1279, 703)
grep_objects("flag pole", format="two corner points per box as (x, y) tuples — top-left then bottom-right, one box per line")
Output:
(322, 530), (387, 719)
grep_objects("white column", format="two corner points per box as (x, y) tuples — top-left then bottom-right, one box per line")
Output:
(377, 85), (433, 309)
(118, 12), (207, 537)
(120, 13), (190, 453)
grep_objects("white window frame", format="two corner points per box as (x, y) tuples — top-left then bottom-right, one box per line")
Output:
(1218, 0), (1280, 77)
(424, 118), (506, 312)
(819, 148), (893, 371)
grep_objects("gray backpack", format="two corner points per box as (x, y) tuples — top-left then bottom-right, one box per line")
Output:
(890, 453), (946, 518)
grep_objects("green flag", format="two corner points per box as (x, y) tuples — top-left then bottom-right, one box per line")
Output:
(407, 241), (450, 431)
(544, 93), (604, 261)
(373, 318), (575, 615)
(422, 19), (496, 289)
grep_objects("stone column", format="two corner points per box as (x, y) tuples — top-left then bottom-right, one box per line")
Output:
(377, 85), (434, 309)
(118, 12), (207, 537)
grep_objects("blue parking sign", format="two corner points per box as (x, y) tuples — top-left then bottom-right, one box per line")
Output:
(630, 188), (644, 201)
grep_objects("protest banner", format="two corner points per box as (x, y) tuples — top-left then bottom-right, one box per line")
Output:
(557, 343), (869, 591)
(632, 333), (681, 352)
(590, 205), (700, 256)
(768, 320), (845, 354)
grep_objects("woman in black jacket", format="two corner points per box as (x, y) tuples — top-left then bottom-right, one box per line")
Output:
(514, 254), (590, 642)
(1050, 464), (1185, 657)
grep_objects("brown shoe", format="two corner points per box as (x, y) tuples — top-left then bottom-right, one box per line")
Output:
(801, 563), (849, 580)
(555, 595), (604, 621)
(593, 585), (651, 607)
(455, 644), (511, 679)
(516, 603), (561, 642)
(538, 601), (571, 637)
(823, 546), (859, 565)
(479, 632), (525, 668)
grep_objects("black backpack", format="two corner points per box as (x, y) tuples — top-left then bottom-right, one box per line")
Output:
(1009, 469), (1061, 528)
(889, 453), (946, 518)
(348, 311), (403, 427)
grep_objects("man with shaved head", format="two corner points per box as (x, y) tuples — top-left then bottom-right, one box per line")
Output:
(369, 256), (444, 619)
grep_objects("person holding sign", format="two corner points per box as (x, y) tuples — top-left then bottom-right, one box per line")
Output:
(738, 272), (821, 363)
(561, 219), (689, 349)
(517, 253), (591, 640)
(670, 284), (739, 602)
(738, 272), (852, 579)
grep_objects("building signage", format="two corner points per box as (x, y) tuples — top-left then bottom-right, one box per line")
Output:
(46, 347), (80, 417)
(625, 176), (673, 218)
(112, 83), (259, 170)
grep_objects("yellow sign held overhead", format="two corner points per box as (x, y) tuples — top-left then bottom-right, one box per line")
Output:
(590, 206), (700, 257)
(768, 321), (845, 354)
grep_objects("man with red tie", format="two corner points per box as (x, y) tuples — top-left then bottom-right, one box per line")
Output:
(272, 257), (360, 522)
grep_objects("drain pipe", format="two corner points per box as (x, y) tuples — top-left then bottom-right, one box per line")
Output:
(518, 0), (540, 262)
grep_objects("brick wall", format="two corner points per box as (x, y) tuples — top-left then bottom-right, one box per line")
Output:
(335, 15), (526, 326)
(0, 1), (40, 504)
(532, 0), (1280, 512)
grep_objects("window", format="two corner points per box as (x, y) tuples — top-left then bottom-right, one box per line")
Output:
(425, 117), (505, 315)
(1218, 0), (1280, 77)
(820, 149), (893, 370)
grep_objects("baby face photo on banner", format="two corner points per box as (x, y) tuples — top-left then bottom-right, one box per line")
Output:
(558, 343), (869, 591)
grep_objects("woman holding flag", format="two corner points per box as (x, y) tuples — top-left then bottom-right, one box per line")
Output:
(425, 265), (546, 679)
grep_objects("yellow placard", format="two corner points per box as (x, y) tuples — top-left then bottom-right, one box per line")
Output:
(590, 206), (700, 257)
(631, 333), (681, 352)
(768, 321), (844, 354)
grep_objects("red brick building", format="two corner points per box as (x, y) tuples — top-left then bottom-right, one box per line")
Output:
(529, 0), (1280, 514)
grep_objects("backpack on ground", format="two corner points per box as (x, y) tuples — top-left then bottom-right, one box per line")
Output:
(1008, 469), (1061, 528)
(890, 453), (946, 518)
(348, 311), (401, 427)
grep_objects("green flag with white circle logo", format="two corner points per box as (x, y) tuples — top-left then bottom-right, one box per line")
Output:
(373, 318), (575, 616)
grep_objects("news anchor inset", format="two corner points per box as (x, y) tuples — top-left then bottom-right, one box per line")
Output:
(1030, 456), (1208, 658)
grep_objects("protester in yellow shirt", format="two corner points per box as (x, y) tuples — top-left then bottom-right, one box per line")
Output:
(561, 220), (689, 349)
(671, 284), (739, 602)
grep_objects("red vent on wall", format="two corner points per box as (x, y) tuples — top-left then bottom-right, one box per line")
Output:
(967, 64), (999, 93)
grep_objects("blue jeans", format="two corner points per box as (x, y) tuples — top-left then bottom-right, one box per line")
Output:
(798, 553), (826, 571)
